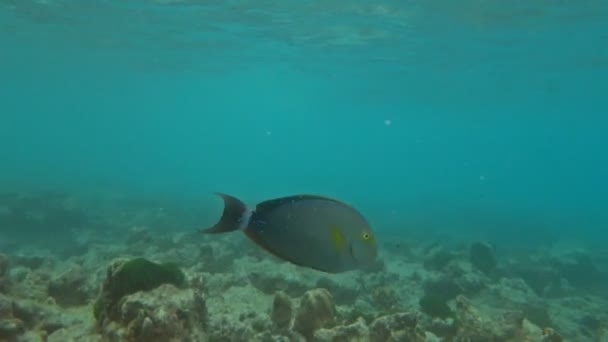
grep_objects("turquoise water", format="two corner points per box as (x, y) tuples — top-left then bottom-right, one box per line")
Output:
(1, 0), (607, 247)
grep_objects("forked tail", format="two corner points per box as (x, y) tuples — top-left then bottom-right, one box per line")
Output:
(200, 193), (250, 234)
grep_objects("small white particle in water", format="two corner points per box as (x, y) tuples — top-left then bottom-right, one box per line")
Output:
(266, 131), (272, 136)
(479, 175), (486, 181)
(384, 119), (392, 126)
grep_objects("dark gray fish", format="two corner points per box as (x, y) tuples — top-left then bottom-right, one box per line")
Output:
(201, 193), (377, 273)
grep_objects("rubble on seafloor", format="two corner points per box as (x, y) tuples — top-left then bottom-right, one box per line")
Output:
(0, 192), (607, 341)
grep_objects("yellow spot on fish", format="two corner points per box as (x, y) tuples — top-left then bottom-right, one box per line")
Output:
(330, 225), (346, 252)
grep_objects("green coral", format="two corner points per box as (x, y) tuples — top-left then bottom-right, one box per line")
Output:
(93, 258), (186, 324)
(108, 258), (185, 300)
(93, 296), (105, 321)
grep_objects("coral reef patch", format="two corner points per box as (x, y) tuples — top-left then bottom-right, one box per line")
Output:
(0, 191), (607, 341)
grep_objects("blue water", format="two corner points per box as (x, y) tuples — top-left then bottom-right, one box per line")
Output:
(1, 0), (607, 247)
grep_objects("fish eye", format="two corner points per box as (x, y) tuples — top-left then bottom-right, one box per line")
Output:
(362, 232), (370, 240)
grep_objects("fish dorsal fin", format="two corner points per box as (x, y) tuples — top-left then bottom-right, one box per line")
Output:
(255, 194), (345, 214)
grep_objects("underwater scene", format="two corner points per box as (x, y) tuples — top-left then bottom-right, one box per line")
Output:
(1, 0), (608, 341)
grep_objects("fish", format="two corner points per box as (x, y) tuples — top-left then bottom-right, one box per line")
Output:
(200, 193), (377, 273)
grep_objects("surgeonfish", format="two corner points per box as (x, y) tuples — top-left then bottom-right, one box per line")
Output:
(200, 193), (377, 273)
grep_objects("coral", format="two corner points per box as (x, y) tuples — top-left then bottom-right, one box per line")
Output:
(293, 288), (336, 339)
(12, 297), (90, 338)
(8, 266), (53, 301)
(94, 258), (186, 324)
(470, 242), (497, 274)
(47, 327), (102, 342)
(99, 284), (207, 342)
(111, 258), (185, 297)
(441, 259), (489, 296)
(2, 190), (608, 342)
(454, 295), (551, 341)
(314, 317), (369, 341)
(314, 312), (426, 342)
(370, 286), (401, 312)
(424, 316), (458, 338)
(207, 315), (256, 341)
(0, 293), (24, 340)
(270, 290), (293, 329)
(369, 312), (425, 341)
(455, 294), (513, 339)
(0, 293), (88, 341)
(206, 309), (276, 342)
(344, 299), (377, 323)
(542, 327), (564, 342)
(0, 318), (25, 340)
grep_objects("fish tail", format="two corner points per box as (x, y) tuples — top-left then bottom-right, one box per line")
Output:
(200, 192), (250, 234)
